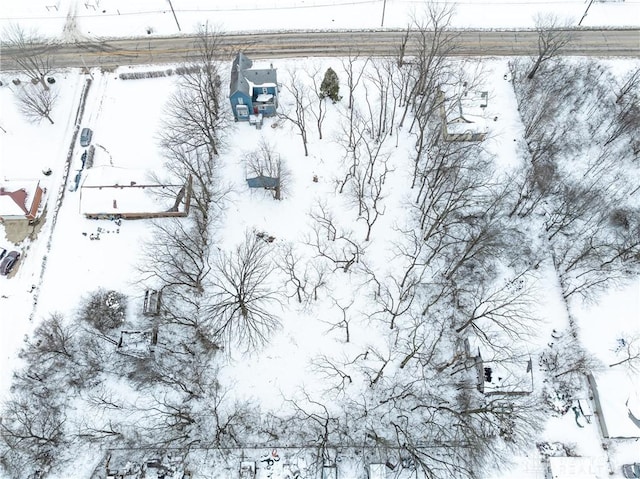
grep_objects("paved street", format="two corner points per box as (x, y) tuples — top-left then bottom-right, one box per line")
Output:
(1, 28), (639, 70)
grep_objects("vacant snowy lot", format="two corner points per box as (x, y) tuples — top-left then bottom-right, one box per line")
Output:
(0, 25), (639, 479)
(0, 47), (638, 477)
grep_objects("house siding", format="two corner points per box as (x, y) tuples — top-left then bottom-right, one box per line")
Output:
(229, 53), (278, 121)
(230, 91), (252, 121)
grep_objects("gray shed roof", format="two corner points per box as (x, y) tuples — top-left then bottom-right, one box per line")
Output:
(247, 175), (279, 189)
(230, 52), (277, 97)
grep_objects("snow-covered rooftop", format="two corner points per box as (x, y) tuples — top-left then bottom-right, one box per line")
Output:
(593, 369), (640, 439)
(79, 166), (186, 217)
(0, 180), (40, 217)
(482, 359), (534, 395)
(442, 87), (490, 137)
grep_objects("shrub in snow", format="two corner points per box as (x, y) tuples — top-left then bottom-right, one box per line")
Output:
(119, 70), (168, 80)
(320, 67), (341, 103)
(79, 289), (127, 332)
(539, 328), (602, 415)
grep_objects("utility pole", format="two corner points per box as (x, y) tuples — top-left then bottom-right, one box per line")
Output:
(167, 0), (181, 32)
(381, 0), (387, 27)
(579, 0), (595, 26)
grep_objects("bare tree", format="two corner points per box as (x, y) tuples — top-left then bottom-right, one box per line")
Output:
(208, 232), (282, 351)
(307, 66), (329, 140)
(615, 67), (640, 104)
(453, 270), (538, 342)
(246, 138), (289, 200)
(324, 298), (355, 343)
(277, 243), (329, 305)
(310, 354), (354, 398)
(21, 313), (77, 363)
(363, 59), (400, 142)
(16, 84), (57, 124)
(284, 391), (343, 465)
(155, 144), (231, 225)
(604, 88), (640, 147)
(539, 328), (602, 413)
(139, 216), (213, 294)
(159, 23), (228, 160)
(306, 215), (366, 273)
(527, 14), (571, 80)
(0, 392), (67, 477)
(400, 3), (457, 130)
(609, 333), (640, 371)
(279, 71), (311, 156)
(341, 52), (368, 112)
(3, 23), (54, 90)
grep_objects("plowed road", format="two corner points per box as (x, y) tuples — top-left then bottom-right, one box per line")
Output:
(1, 29), (639, 70)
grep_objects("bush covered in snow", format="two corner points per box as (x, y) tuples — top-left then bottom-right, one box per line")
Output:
(79, 289), (127, 332)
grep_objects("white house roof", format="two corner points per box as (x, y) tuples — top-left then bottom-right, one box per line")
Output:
(594, 369), (640, 438)
(0, 180), (40, 216)
(467, 337), (533, 394)
(482, 359), (533, 394)
(230, 52), (277, 97)
(548, 457), (600, 479)
(255, 93), (274, 102)
(0, 196), (25, 216)
(442, 86), (489, 136)
(118, 330), (156, 359)
(79, 166), (185, 216)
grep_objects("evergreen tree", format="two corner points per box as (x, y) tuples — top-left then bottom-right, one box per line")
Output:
(320, 67), (341, 103)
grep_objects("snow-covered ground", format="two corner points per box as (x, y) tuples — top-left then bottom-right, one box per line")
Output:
(1, 2), (639, 479)
(0, 0), (639, 41)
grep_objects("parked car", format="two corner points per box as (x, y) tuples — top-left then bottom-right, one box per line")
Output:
(623, 463), (640, 479)
(0, 251), (20, 276)
(80, 127), (93, 147)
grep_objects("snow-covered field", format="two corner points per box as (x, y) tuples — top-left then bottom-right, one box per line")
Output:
(1, 2), (639, 479)
(0, 0), (639, 40)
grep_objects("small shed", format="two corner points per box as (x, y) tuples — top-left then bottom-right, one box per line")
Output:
(246, 175), (279, 189)
(143, 289), (162, 317)
(240, 461), (256, 479)
(117, 329), (158, 359)
(465, 338), (534, 396)
(440, 86), (489, 142)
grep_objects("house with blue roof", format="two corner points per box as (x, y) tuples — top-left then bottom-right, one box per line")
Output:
(229, 52), (278, 121)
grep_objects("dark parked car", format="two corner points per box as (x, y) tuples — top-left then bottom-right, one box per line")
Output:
(80, 127), (93, 147)
(0, 251), (20, 276)
(623, 463), (640, 479)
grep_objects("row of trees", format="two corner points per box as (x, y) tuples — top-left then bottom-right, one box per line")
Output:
(510, 57), (640, 301)
(3, 23), (60, 124)
(268, 5), (552, 478)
